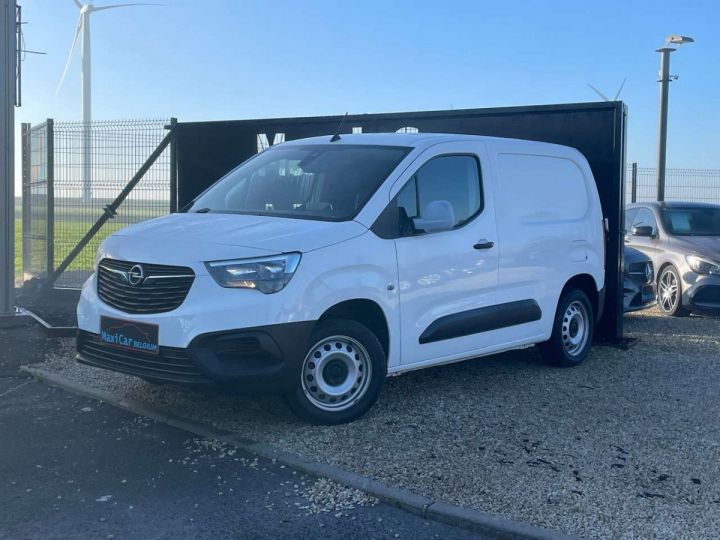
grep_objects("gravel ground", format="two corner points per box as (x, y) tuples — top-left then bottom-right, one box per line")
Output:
(37, 308), (720, 539)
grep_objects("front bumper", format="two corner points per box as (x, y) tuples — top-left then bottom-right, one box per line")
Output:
(77, 320), (315, 393)
(623, 277), (656, 313)
(683, 273), (720, 313)
(76, 256), (324, 393)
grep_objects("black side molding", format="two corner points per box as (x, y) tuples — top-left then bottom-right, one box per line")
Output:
(419, 299), (542, 344)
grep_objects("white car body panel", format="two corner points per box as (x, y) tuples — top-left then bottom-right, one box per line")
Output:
(78, 133), (604, 382)
(387, 141), (500, 366)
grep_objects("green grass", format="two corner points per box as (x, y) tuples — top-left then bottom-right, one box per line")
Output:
(14, 217), (126, 284)
(14, 196), (167, 286)
(53, 220), (126, 271)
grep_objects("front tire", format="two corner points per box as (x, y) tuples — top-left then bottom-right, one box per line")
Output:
(283, 319), (386, 425)
(538, 289), (594, 367)
(657, 265), (688, 317)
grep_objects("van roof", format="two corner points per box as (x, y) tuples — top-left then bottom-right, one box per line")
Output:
(280, 132), (549, 149)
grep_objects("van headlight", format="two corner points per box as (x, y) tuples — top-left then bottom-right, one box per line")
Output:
(205, 253), (301, 293)
(686, 254), (720, 275)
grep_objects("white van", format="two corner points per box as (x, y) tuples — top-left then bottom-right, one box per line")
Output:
(77, 133), (605, 424)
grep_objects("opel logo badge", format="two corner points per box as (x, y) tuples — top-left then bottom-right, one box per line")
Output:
(127, 264), (145, 286)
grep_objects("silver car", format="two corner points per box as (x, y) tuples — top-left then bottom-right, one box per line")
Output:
(625, 202), (720, 316)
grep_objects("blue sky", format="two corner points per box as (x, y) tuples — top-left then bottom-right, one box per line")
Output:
(15, 0), (720, 186)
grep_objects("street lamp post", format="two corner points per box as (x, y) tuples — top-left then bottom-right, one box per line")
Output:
(656, 34), (694, 202)
(655, 46), (673, 202)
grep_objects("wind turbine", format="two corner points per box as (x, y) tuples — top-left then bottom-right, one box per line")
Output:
(57, 1), (158, 202)
(587, 78), (627, 102)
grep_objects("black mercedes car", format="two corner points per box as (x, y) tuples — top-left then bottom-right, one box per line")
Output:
(623, 246), (656, 312)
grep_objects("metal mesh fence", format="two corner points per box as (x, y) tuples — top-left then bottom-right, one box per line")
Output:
(23, 122), (49, 280)
(626, 166), (720, 205)
(23, 118), (173, 289)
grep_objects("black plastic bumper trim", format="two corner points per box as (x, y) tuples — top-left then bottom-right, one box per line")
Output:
(76, 320), (317, 394)
(689, 284), (720, 310)
(597, 285), (606, 321)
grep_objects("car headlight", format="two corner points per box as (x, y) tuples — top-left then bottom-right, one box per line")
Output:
(205, 253), (301, 293)
(686, 254), (720, 275)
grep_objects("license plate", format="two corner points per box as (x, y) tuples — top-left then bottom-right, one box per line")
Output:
(100, 316), (159, 355)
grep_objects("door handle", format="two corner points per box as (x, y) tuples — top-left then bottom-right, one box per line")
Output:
(473, 240), (494, 250)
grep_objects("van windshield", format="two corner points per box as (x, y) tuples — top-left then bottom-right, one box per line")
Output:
(661, 206), (720, 236)
(187, 144), (411, 221)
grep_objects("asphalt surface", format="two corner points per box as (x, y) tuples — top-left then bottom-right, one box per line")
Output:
(0, 326), (483, 540)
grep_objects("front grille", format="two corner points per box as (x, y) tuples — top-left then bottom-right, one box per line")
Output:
(628, 261), (653, 284)
(97, 258), (195, 314)
(77, 331), (209, 384)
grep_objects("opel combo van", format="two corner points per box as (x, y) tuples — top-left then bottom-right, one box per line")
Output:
(77, 133), (605, 424)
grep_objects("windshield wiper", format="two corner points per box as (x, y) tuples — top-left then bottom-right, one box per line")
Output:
(194, 208), (211, 213)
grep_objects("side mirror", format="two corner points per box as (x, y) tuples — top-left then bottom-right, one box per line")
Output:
(632, 225), (655, 238)
(413, 200), (456, 233)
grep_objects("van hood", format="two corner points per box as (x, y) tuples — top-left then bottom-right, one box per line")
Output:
(111, 213), (368, 254)
(672, 235), (720, 261)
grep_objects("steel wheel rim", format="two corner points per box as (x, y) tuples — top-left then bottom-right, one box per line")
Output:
(301, 335), (372, 412)
(562, 300), (589, 356)
(659, 269), (679, 312)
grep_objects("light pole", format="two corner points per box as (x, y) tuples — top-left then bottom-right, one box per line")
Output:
(656, 34), (694, 201)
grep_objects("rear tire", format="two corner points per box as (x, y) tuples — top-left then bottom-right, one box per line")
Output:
(283, 319), (386, 425)
(538, 289), (594, 367)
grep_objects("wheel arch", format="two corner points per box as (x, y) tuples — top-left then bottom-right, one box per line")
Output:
(657, 260), (677, 279)
(317, 299), (390, 359)
(561, 273), (600, 319)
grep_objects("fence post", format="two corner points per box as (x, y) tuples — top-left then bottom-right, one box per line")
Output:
(168, 117), (178, 212)
(0, 0), (16, 315)
(46, 119), (54, 278)
(631, 162), (637, 203)
(21, 123), (30, 278)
